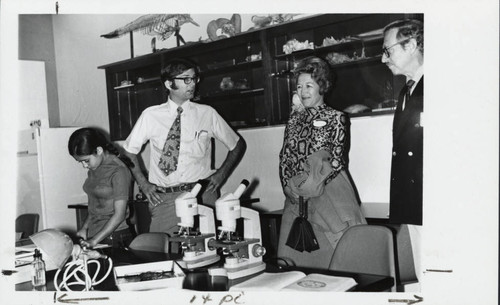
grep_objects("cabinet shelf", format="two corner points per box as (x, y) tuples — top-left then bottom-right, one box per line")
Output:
(136, 76), (161, 85)
(328, 55), (383, 69)
(201, 59), (262, 76)
(113, 83), (134, 90)
(196, 88), (264, 102)
(275, 36), (383, 60)
(271, 56), (383, 78)
(348, 109), (395, 118)
(229, 120), (269, 129)
(113, 77), (161, 90)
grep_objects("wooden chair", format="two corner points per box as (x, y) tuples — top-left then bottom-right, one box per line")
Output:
(329, 224), (396, 291)
(128, 232), (170, 253)
(15, 213), (40, 239)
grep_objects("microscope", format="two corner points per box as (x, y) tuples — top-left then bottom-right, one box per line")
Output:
(207, 181), (266, 280)
(169, 183), (220, 269)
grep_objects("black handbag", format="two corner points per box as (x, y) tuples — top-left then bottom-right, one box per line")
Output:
(285, 196), (320, 252)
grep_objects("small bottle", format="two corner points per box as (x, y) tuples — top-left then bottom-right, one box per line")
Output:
(31, 249), (46, 287)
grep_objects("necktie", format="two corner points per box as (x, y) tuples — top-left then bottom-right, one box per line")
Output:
(403, 79), (415, 110)
(158, 106), (182, 176)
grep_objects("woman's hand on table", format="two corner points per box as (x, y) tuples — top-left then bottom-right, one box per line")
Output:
(76, 229), (87, 240)
(79, 238), (98, 249)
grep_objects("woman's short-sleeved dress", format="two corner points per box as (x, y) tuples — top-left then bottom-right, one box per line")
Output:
(83, 155), (132, 239)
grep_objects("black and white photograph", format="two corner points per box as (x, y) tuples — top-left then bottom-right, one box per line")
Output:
(0, 1), (498, 305)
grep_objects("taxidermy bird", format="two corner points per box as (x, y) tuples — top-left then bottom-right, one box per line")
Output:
(101, 14), (200, 44)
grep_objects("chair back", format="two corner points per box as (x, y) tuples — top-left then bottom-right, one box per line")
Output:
(128, 200), (151, 235)
(329, 224), (396, 291)
(393, 224), (418, 290)
(16, 213), (40, 239)
(128, 232), (170, 253)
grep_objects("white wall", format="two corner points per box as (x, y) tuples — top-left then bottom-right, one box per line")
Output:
(214, 114), (393, 215)
(18, 15), (60, 127)
(349, 114), (393, 203)
(16, 60), (48, 227)
(37, 127), (88, 232)
(16, 61), (87, 232)
(215, 125), (285, 212)
(52, 14), (135, 130)
(349, 114), (393, 218)
(17, 60), (49, 129)
(16, 131), (42, 222)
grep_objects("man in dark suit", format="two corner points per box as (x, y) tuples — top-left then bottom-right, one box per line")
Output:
(382, 19), (424, 289)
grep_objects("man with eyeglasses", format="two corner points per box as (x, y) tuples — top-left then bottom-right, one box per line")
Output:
(382, 19), (423, 290)
(123, 58), (246, 234)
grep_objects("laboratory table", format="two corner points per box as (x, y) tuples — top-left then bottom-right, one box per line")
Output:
(16, 247), (393, 292)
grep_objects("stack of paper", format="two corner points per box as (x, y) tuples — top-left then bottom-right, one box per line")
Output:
(15, 244), (37, 267)
(14, 245), (36, 284)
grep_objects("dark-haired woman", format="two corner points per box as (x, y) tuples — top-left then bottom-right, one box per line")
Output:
(277, 57), (366, 268)
(68, 127), (135, 248)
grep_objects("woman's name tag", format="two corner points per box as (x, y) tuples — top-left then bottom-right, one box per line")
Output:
(313, 120), (327, 127)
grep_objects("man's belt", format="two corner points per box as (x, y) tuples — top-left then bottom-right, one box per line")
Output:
(157, 182), (197, 194)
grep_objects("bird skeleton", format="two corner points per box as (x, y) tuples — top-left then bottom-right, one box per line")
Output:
(101, 14), (200, 41)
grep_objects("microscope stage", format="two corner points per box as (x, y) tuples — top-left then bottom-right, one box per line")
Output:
(170, 233), (215, 243)
(210, 238), (260, 251)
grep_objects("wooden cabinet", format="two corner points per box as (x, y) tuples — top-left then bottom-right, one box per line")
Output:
(190, 30), (272, 129)
(100, 55), (166, 140)
(267, 14), (418, 118)
(99, 13), (421, 141)
(99, 29), (271, 140)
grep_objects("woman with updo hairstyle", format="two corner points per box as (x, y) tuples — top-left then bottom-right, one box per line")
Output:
(277, 56), (366, 269)
(68, 127), (135, 248)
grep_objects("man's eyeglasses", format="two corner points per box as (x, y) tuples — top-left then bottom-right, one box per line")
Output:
(172, 76), (199, 84)
(382, 37), (414, 58)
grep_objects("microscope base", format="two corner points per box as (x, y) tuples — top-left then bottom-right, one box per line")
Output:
(177, 254), (220, 269)
(225, 261), (266, 280)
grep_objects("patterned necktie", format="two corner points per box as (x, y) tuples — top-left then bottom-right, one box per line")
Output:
(403, 79), (415, 110)
(158, 106), (182, 176)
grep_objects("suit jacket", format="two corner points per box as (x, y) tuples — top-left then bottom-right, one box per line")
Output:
(389, 76), (423, 225)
